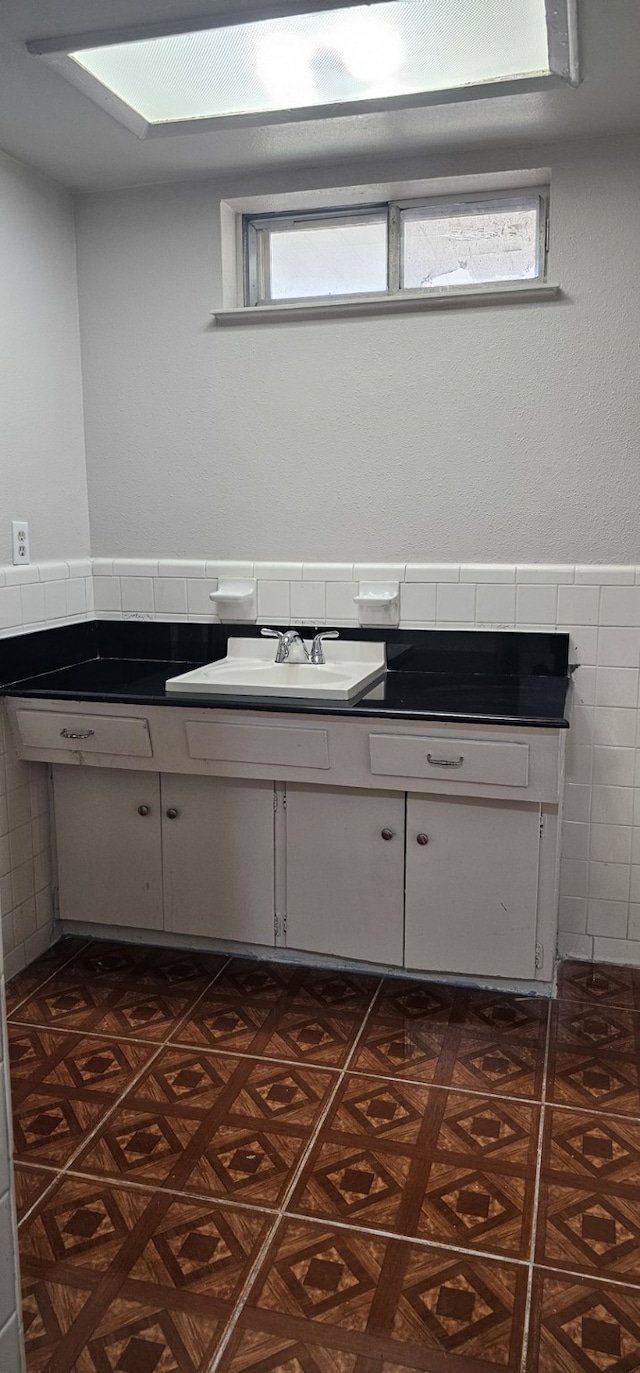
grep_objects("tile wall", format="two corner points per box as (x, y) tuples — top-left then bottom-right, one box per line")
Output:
(0, 559), (94, 979)
(0, 558), (94, 639)
(4, 556), (640, 972)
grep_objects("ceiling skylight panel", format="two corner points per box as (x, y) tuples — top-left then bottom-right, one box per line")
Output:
(66, 0), (553, 126)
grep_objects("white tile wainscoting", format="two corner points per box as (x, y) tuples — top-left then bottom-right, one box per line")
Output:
(4, 557), (640, 970)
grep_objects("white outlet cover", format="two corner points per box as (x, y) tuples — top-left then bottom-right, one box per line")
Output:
(11, 520), (30, 565)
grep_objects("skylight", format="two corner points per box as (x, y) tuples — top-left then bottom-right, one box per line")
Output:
(32, 0), (578, 135)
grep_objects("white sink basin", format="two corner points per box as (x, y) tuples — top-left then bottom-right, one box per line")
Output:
(166, 637), (386, 700)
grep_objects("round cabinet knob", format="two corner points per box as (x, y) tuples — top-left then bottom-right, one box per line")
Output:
(381, 828), (394, 841)
(166, 808), (179, 820)
(416, 833), (429, 846)
(137, 805), (150, 817)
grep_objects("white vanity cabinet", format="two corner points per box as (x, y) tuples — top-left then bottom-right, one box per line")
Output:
(53, 767), (274, 945)
(404, 794), (541, 979)
(54, 767), (164, 930)
(283, 785), (405, 965)
(10, 697), (567, 986)
(161, 775), (274, 945)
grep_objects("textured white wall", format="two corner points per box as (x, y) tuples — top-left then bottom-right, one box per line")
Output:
(75, 135), (640, 564)
(0, 151), (90, 566)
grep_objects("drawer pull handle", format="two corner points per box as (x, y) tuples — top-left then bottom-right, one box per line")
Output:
(166, 808), (179, 820)
(138, 805), (150, 817)
(417, 833), (429, 845)
(60, 728), (95, 741)
(427, 752), (464, 768)
(381, 828), (394, 841)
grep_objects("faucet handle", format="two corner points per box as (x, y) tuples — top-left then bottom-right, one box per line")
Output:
(310, 629), (339, 665)
(260, 627), (286, 661)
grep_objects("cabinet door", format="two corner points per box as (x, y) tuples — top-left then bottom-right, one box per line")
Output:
(405, 794), (539, 979)
(53, 765), (163, 929)
(162, 775), (275, 945)
(285, 785), (405, 966)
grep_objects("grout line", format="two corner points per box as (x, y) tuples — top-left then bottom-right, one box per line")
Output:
(345, 1064), (545, 1106)
(207, 979), (385, 1372)
(533, 1260), (640, 1292)
(519, 999), (553, 1373)
(5, 938), (93, 1016)
(15, 1165), (65, 1230)
(60, 1167), (281, 1219)
(279, 1205), (532, 1266)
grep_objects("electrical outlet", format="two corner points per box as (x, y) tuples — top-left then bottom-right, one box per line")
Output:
(11, 520), (30, 565)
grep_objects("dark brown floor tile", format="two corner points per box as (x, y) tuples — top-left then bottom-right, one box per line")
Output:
(180, 1119), (310, 1207)
(293, 966), (380, 1013)
(328, 1076), (433, 1147)
(22, 1273), (93, 1372)
(212, 1058), (336, 1130)
(429, 1090), (541, 1170)
(413, 1162), (533, 1259)
(451, 989), (550, 1043)
(13, 1164), (56, 1223)
(527, 1268), (640, 1371)
(117, 1045), (241, 1115)
(261, 1005), (363, 1068)
(547, 1047), (640, 1116)
(558, 960), (640, 1010)
(552, 1000), (640, 1056)
(292, 1136), (534, 1260)
(227, 1216), (527, 1370)
(8, 1025), (156, 1105)
(543, 1107), (640, 1188)
(8, 973), (126, 1032)
(13, 1086), (115, 1170)
(220, 1326), (362, 1370)
(172, 994), (276, 1054)
(351, 1015), (546, 1099)
(349, 1018), (446, 1083)
(72, 1052), (329, 1206)
(446, 1032), (546, 1100)
(20, 1173), (153, 1274)
(88, 985), (199, 1041)
(70, 1100), (210, 1190)
(75, 1297), (223, 1373)
(123, 1046), (335, 1130)
(369, 978), (458, 1028)
(200, 957), (301, 1004)
(4, 939), (88, 1014)
(290, 1139), (413, 1233)
(20, 1173), (274, 1373)
(536, 1180), (640, 1283)
(62, 939), (228, 993)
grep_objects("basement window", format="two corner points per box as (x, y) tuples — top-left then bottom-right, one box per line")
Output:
(243, 190), (549, 307)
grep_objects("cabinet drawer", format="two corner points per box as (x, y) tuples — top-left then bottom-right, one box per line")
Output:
(16, 709), (153, 758)
(185, 721), (330, 769)
(369, 733), (529, 788)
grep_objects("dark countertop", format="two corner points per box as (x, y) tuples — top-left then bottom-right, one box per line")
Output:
(2, 658), (572, 728)
(0, 622), (572, 728)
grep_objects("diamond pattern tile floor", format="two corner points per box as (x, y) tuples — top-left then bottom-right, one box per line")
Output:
(6, 939), (640, 1370)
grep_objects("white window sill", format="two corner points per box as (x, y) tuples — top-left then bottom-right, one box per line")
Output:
(212, 280), (561, 325)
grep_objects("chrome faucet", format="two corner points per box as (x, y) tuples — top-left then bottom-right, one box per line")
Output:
(261, 627), (339, 665)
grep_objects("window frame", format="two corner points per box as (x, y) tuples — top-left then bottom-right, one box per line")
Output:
(243, 186), (549, 308)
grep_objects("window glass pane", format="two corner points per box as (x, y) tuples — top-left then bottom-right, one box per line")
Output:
(401, 202), (540, 289)
(267, 220), (387, 300)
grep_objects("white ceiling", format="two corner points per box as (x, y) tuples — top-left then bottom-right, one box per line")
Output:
(1, 0), (639, 192)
